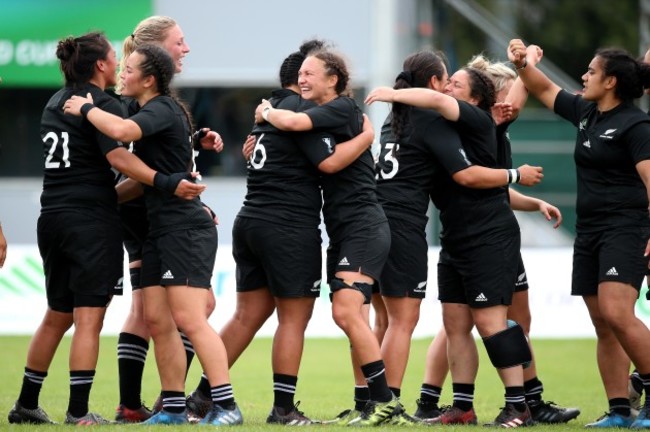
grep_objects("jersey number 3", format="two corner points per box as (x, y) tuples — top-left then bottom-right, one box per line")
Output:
(378, 143), (399, 179)
(43, 131), (70, 169)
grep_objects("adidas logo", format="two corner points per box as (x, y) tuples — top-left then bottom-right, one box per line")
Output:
(605, 267), (618, 276)
(162, 270), (174, 279)
(339, 257), (350, 266)
(475, 293), (488, 302)
(582, 140), (591, 148)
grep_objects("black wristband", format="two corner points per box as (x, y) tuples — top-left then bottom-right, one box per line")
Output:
(153, 172), (190, 194)
(192, 129), (208, 150)
(80, 103), (95, 118)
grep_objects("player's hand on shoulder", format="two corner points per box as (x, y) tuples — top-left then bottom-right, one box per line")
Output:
(365, 86), (396, 105)
(63, 92), (95, 116)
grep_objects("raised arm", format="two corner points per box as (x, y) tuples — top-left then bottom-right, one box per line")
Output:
(507, 44), (544, 117)
(365, 87), (461, 121)
(254, 99), (314, 131)
(318, 114), (374, 173)
(507, 39), (561, 110)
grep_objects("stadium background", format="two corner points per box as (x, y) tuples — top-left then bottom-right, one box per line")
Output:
(0, 0), (649, 336)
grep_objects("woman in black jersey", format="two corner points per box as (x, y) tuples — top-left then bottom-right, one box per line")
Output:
(509, 39), (650, 428)
(253, 50), (401, 426)
(112, 16), (223, 424)
(366, 50), (546, 426)
(7, 33), (201, 426)
(220, 40), (373, 425)
(411, 51), (579, 425)
(367, 66), (534, 427)
(631, 46), (650, 410)
(64, 45), (242, 426)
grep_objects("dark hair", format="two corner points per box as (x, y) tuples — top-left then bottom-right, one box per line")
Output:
(392, 50), (447, 144)
(56, 31), (111, 88)
(133, 44), (193, 129)
(596, 48), (650, 101)
(462, 67), (496, 111)
(312, 50), (351, 96)
(279, 39), (328, 88)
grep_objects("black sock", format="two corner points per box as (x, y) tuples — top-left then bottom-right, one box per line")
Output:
(117, 332), (148, 409)
(179, 331), (194, 378)
(360, 360), (392, 403)
(211, 384), (235, 410)
(389, 387), (401, 398)
(609, 398), (631, 416)
(524, 377), (543, 403)
(68, 370), (95, 418)
(161, 390), (185, 414)
(18, 367), (47, 409)
(505, 386), (526, 411)
(420, 384), (442, 406)
(196, 373), (211, 398)
(273, 374), (297, 411)
(639, 373), (650, 408)
(354, 386), (369, 411)
(452, 383), (475, 411)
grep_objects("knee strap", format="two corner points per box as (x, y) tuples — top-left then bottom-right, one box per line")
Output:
(482, 322), (532, 369)
(329, 278), (373, 304)
(130, 267), (142, 290)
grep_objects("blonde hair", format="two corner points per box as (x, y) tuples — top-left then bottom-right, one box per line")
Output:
(116, 16), (177, 93)
(467, 54), (516, 94)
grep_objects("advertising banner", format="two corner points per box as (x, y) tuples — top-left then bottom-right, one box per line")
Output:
(2, 245), (648, 338)
(0, 0), (153, 87)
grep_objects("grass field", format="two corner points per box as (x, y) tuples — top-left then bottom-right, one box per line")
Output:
(0, 336), (609, 430)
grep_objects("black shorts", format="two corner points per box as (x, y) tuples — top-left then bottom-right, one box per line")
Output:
(326, 221), (391, 283)
(37, 210), (123, 313)
(572, 226), (650, 296)
(379, 218), (428, 299)
(140, 226), (218, 289)
(437, 232), (520, 308)
(232, 216), (322, 298)
(119, 198), (147, 263)
(514, 253), (529, 292)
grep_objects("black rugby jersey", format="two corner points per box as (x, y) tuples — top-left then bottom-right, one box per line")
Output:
(40, 84), (125, 214)
(431, 101), (518, 247)
(239, 89), (324, 227)
(376, 108), (468, 230)
(303, 96), (387, 242)
(495, 119), (515, 170)
(129, 95), (213, 236)
(554, 90), (650, 232)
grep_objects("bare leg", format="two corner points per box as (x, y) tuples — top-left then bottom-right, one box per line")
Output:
(583, 294), (630, 400)
(219, 289), (275, 368)
(381, 296), (421, 389)
(272, 297), (316, 375)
